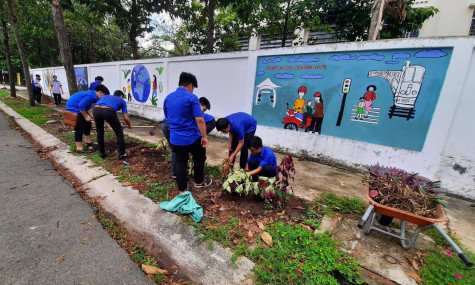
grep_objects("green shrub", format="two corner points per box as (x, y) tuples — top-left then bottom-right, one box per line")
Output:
(248, 222), (363, 285)
(419, 249), (475, 284)
(317, 192), (365, 216)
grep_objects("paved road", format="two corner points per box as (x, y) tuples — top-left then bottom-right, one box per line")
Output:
(0, 113), (153, 284)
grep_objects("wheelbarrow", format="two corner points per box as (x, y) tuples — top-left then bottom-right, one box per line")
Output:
(357, 187), (473, 267)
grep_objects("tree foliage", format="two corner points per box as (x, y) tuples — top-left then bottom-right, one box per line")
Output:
(381, 0), (438, 39)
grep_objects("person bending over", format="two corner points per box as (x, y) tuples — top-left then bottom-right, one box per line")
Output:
(245, 136), (277, 182)
(65, 84), (109, 153)
(199, 97), (216, 134)
(93, 90), (132, 159)
(216, 112), (257, 169)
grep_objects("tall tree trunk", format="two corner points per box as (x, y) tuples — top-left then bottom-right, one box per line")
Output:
(130, 0), (139, 59)
(52, 0), (78, 95)
(368, 0), (385, 41)
(2, 20), (16, 98)
(206, 0), (216, 53)
(7, 0), (35, 105)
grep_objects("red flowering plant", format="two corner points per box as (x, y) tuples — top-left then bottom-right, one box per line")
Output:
(366, 165), (446, 218)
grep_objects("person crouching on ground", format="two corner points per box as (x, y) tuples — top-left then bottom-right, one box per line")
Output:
(65, 84), (109, 153)
(93, 90), (132, 159)
(216, 112), (257, 169)
(245, 136), (277, 182)
(199, 97), (216, 134)
(163, 72), (212, 194)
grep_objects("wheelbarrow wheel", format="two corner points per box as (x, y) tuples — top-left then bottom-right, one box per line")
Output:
(379, 215), (393, 226)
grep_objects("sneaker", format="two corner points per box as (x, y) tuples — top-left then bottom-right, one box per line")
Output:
(194, 178), (212, 188)
(118, 153), (131, 159)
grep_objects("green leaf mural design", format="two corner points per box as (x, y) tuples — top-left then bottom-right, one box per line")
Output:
(122, 69), (131, 79)
(159, 82), (163, 93)
(150, 94), (158, 106)
(156, 66), (164, 75)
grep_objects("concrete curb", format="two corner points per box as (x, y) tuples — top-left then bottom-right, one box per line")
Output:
(0, 101), (255, 285)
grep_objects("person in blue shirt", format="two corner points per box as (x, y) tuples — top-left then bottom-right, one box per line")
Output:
(66, 84), (109, 153)
(199, 97), (216, 134)
(245, 136), (277, 182)
(93, 90), (132, 159)
(89, 76), (103, 91)
(163, 72), (212, 194)
(216, 112), (257, 169)
(161, 96), (215, 179)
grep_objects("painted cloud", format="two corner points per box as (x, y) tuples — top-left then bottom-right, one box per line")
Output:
(393, 52), (410, 59)
(288, 56), (320, 63)
(328, 54), (356, 61)
(262, 58), (282, 64)
(300, 74), (324, 79)
(275, 73), (295, 79)
(357, 53), (385, 61)
(414, 49), (448, 58)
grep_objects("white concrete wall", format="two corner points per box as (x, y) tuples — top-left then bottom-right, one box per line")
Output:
(31, 37), (475, 199)
(413, 0), (474, 37)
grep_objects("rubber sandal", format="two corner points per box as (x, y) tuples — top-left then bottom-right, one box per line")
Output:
(86, 142), (94, 150)
(194, 178), (212, 188)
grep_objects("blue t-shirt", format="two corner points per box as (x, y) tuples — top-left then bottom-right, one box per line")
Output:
(247, 146), (277, 170)
(65, 90), (98, 114)
(227, 112), (257, 140)
(95, 95), (128, 113)
(163, 87), (203, 146)
(203, 113), (214, 123)
(89, 80), (101, 91)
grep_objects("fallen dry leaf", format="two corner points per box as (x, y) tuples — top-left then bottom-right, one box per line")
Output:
(406, 272), (423, 282)
(142, 264), (168, 275)
(248, 230), (254, 238)
(257, 222), (265, 231)
(411, 259), (420, 271)
(57, 255), (65, 262)
(249, 224), (263, 233)
(123, 266), (133, 272)
(277, 210), (286, 216)
(261, 231), (273, 246)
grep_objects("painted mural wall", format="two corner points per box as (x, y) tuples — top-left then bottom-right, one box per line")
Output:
(28, 38), (475, 199)
(252, 48), (452, 151)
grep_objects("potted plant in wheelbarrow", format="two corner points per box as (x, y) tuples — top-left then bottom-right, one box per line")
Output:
(357, 165), (473, 267)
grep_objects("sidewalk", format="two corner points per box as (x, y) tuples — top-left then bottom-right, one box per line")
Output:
(0, 110), (153, 284)
(4, 89), (475, 284)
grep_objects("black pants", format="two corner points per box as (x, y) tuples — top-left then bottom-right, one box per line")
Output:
(309, 117), (323, 134)
(74, 113), (92, 142)
(231, 130), (255, 169)
(34, 89), (42, 103)
(93, 108), (125, 155)
(173, 138), (206, 191)
(52, 93), (61, 106)
(248, 159), (277, 182)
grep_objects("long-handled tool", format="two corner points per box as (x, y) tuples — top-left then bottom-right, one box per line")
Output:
(124, 125), (156, 136)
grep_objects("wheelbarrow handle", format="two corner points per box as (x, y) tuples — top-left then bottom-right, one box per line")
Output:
(357, 205), (374, 229)
(458, 253), (473, 267)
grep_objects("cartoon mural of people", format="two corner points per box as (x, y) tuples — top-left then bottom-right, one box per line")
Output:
(363, 85), (377, 118)
(292, 86), (307, 121)
(309, 92), (324, 134)
(355, 97), (365, 120)
(301, 99), (313, 127)
(127, 79), (132, 102)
